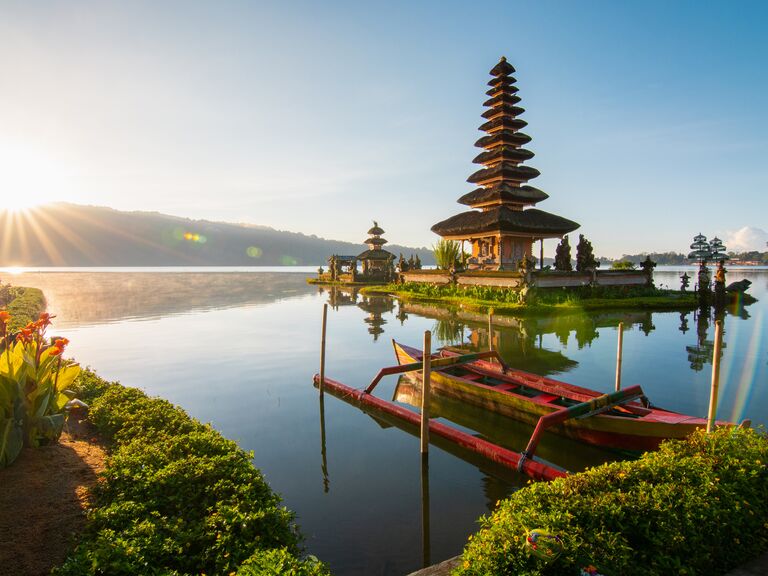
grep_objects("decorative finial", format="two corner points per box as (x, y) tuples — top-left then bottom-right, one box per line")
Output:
(500, 56), (506, 62)
(373, 220), (378, 227)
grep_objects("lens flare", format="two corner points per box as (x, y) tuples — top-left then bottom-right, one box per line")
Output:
(727, 308), (764, 424)
(181, 231), (206, 244)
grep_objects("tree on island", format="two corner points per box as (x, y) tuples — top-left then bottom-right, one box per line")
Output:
(554, 236), (573, 271)
(576, 234), (599, 271)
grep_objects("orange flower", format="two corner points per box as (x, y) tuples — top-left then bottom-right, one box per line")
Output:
(0, 311), (10, 324)
(51, 338), (69, 355)
(18, 326), (35, 344)
(37, 312), (55, 327)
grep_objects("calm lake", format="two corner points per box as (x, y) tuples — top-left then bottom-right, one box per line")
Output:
(5, 266), (767, 575)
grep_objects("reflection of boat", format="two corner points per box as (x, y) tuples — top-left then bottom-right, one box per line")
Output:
(394, 374), (618, 472)
(394, 341), (729, 452)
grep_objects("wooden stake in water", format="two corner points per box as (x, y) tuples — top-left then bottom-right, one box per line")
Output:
(707, 320), (724, 433)
(488, 308), (494, 352)
(319, 391), (329, 493)
(319, 303), (328, 394)
(420, 453), (431, 568)
(420, 330), (431, 454)
(615, 322), (624, 392)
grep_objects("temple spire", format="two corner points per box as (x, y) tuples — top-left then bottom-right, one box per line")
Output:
(431, 58), (579, 270)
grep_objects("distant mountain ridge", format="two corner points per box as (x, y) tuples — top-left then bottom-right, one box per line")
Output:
(0, 203), (435, 267)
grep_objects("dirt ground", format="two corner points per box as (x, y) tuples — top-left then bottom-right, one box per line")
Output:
(0, 419), (106, 576)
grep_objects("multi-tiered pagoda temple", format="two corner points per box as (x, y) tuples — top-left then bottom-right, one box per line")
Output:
(432, 57), (579, 270)
(357, 222), (395, 280)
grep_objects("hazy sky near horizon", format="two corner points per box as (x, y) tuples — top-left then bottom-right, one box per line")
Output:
(1, 0), (767, 257)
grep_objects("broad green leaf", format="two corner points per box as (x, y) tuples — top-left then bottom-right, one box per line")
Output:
(55, 392), (70, 412)
(0, 417), (23, 468)
(37, 413), (64, 441)
(55, 364), (81, 393)
(32, 386), (52, 419)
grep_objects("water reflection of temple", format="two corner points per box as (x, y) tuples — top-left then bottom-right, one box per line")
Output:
(685, 307), (727, 372)
(318, 287), (397, 341)
(319, 286), (359, 309)
(357, 295), (395, 341)
(406, 301), (661, 377)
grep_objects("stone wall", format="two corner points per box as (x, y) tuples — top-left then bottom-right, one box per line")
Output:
(457, 274), (523, 288)
(400, 269), (649, 289)
(400, 271), (453, 285)
(533, 272), (592, 288)
(593, 270), (648, 286)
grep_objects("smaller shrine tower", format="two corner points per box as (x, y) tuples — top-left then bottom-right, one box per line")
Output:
(357, 221), (395, 281)
(431, 57), (580, 270)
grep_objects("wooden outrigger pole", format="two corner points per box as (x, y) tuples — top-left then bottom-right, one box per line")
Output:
(314, 338), (661, 482)
(313, 342), (663, 482)
(313, 373), (567, 481)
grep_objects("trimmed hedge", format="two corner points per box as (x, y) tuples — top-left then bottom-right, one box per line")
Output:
(453, 427), (768, 576)
(55, 369), (328, 576)
(2, 286), (46, 330)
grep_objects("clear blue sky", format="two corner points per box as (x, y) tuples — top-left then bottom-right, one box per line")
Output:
(1, 0), (766, 257)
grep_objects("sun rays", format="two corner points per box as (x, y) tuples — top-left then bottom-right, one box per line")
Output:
(0, 204), (181, 266)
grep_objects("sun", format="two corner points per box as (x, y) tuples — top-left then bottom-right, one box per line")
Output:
(2, 196), (40, 214)
(0, 139), (75, 213)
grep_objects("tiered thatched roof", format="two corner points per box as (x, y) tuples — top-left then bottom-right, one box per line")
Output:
(432, 57), (579, 238)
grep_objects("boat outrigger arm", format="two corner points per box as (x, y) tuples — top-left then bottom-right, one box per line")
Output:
(364, 350), (509, 394)
(365, 352), (647, 474)
(517, 385), (646, 471)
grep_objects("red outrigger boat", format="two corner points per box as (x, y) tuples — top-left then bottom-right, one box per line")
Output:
(393, 340), (733, 453)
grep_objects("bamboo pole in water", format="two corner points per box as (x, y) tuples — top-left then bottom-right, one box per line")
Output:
(319, 303), (328, 394)
(488, 308), (494, 352)
(319, 392), (329, 493)
(615, 322), (624, 392)
(420, 453), (431, 568)
(707, 320), (724, 433)
(420, 330), (431, 454)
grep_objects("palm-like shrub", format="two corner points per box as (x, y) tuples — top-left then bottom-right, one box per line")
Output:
(433, 239), (463, 270)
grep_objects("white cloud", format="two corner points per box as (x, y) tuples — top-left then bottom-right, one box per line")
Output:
(722, 227), (768, 253)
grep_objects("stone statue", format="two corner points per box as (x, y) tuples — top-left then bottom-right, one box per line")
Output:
(713, 260), (726, 304)
(680, 272), (690, 292)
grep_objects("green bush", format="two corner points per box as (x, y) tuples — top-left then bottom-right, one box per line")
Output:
(55, 373), (327, 576)
(395, 282), (523, 304)
(237, 548), (329, 575)
(4, 286), (46, 330)
(453, 427), (768, 576)
(610, 260), (637, 270)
